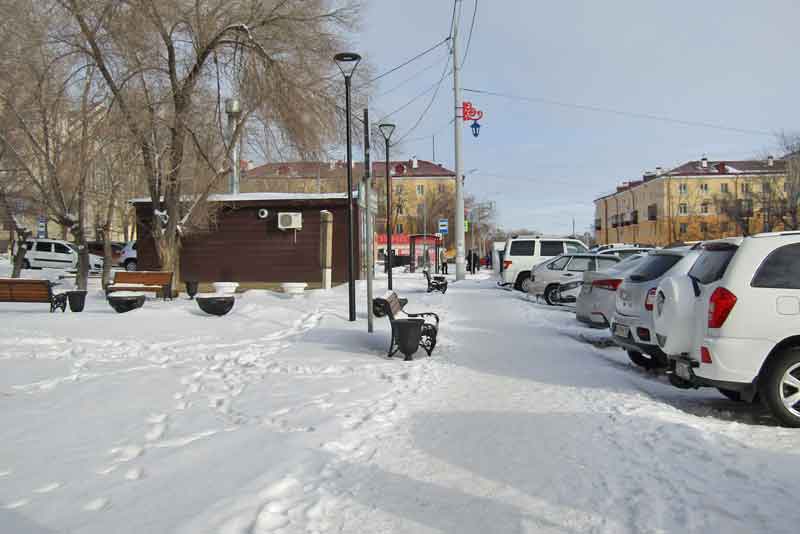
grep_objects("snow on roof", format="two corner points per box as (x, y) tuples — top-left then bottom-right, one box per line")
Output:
(129, 192), (357, 204)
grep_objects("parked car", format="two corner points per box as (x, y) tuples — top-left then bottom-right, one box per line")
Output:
(86, 241), (124, 266)
(501, 236), (589, 291)
(610, 248), (701, 369)
(574, 253), (647, 327)
(653, 232), (800, 426)
(120, 241), (138, 271)
(20, 238), (103, 272)
(528, 254), (621, 305)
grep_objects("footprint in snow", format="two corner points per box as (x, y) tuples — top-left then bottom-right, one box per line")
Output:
(109, 445), (143, 462)
(145, 423), (167, 442)
(33, 482), (62, 494)
(124, 468), (144, 481)
(146, 413), (168, 424)
(83, 497), (110, 511)
(3, 499), (29, 509)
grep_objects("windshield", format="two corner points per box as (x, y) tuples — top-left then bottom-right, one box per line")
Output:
(627, 253), (682, 282)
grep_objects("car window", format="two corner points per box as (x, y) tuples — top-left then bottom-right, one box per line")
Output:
(618, 250), (643, 258)
(628, 254), (682, 282)
(509, 240), (535, 256)
(567, 257), (593, 272)
(596, 258), (619, 271)
(35, 241), (51, 252)
(689, 246), (738, 284)
(540, 241), (564, 257)
(54, 243), (72, 254)
(565, 242), (587, 254)
(132, 242), (137, 250)
(548, 257), (570, 270)
(751, 243), (800, 289)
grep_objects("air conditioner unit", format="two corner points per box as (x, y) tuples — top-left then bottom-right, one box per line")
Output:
(278, 212), (302, 231)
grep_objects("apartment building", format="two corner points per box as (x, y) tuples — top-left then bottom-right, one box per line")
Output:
(594, 156), (790, 246)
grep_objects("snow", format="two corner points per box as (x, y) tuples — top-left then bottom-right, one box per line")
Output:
(1, 259), (800, 533)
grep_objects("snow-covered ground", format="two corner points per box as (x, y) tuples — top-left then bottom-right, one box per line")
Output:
(1, 262), (799, 533)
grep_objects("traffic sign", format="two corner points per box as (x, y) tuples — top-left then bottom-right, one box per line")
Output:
(438, 218), (448, 235)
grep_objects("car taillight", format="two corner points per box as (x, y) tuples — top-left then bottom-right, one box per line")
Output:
(644, 288), (657, 311)
(592, 279), (622, 291)
(708, 287), (737, 328)
(503, 260), (512, 269)
(700, 346), (712, 364)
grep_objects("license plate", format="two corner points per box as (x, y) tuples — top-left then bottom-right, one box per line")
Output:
(676, 361), (692, 380)
(613, 324), (629, 337)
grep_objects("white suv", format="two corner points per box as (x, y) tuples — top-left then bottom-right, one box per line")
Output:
(21, 238), (103, 272)
(654, 232), (800, 426)
(501, 236), (588, 291)
(119, 241), (138, 271)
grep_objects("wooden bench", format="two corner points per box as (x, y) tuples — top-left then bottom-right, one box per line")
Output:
(106, 271), (173, 300)
(373, 291), (439, 361)
(0, 278), (66, 312)
(424, 270), (447, 294)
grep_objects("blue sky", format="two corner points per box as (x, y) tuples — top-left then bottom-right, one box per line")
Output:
(355, 0), (800, 235)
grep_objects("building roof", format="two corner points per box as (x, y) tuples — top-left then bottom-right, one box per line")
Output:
(130, 192), (353, 204)
(666, 158), (786, 176)
(245, 159), (456, 180)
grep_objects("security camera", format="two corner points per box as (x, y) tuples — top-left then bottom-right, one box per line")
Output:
(257, 208), (269, 219)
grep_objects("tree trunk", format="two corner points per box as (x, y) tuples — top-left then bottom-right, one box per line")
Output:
(101, 187), (118, 289)
(74, 177), (89, 290)
(11, 236), (28, 278)
(154, 233), (181, 296)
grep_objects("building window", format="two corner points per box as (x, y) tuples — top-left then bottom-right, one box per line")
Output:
(396, 204), (404, 215)
(14, 199), (25, 212)
(395, 223), (403, 234)
(647, 203), (658, 221)
(594, 218), (602, 231)
(679, 223), (688, 234)
(741, 183), (750, 194)
(678, 203), (688, 215)
(700, 222), (708, 233)
(416, 184), (424, 196)
(700, 183), (708, 193)
(679, 183), (688, 194)
(785, 182), (792, 193)
(720, 221), (730, 232)
(701, 203), (710, 215)
(763, 182), (772, 193)
(631, 210), (639, 224)
(741, 198), (753, 216)
(438, 183), (445, 193)
(395, 185), (403, 194)
(611, 215), (619, 228)
(721, 183), (729, 194)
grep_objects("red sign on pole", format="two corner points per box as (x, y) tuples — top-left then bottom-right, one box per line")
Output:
(461, 101), (484, 122)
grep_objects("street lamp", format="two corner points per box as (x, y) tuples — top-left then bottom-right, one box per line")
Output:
(378, 122), (396, 290)
(334, 52), (361, 322)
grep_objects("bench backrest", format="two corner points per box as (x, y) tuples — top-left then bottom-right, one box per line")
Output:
(113, 271), (173, 286)
(374, 291), (403, 320)
(0, 278), (52, 303)
(423, 270), (431, 283)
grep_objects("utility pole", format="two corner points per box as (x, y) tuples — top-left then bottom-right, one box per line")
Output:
(452, 0), (466, 281)
(363, 108), (374, 333)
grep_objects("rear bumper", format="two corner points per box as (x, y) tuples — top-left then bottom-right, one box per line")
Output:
(612, 334), (666, 358)
(668, 355), (757, 395)
(689, 337), (774, 384)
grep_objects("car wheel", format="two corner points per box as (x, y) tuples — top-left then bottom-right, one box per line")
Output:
(125, 260), (137, 272)
(761, 347), (800, 427)
(544, 285), (559, 305)
(514, 272), (530, 292)
(520, 276), (534, 293)
(717, 388), (743, 402)
(627, 350), (667, 369)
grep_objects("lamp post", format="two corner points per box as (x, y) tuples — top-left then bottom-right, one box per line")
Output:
(378, 122), (396, 290)
(334, 52), (361, 322)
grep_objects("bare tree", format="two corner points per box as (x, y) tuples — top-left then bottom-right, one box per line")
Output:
(54, 0), (364, 286)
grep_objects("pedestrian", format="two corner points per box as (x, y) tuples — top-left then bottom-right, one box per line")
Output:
(441, 249), (448, 274)
(466, 249), (472, 273)
(471, 250), (479, 274)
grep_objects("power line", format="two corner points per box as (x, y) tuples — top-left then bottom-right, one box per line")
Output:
(463, 88), (775, 137)
(374, 55), (449, 99)
(398, 118), (455, 145)
(376, 65), (452, 124)
(448, 0), (459, 43)
(366, 37), (451, 85)
(391, 55), (452, 145)
(461, 0), (478, 67)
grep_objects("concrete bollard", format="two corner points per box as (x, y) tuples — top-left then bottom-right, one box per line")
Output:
(320, 210), (333, 290)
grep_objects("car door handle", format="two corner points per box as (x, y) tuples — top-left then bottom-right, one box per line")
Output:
(564, 273), (574, 277)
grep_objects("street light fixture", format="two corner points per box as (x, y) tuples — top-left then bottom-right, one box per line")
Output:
(378, 123), (396, 290)
(334, 52), (361, 322)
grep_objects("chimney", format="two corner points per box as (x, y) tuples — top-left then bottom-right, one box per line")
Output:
(655, 166), (663, 175)
(768, 155), (775, 167)
(701, 156), (708, 169)
(411, 156), (419, 169)
(225, 98), (242, 194)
